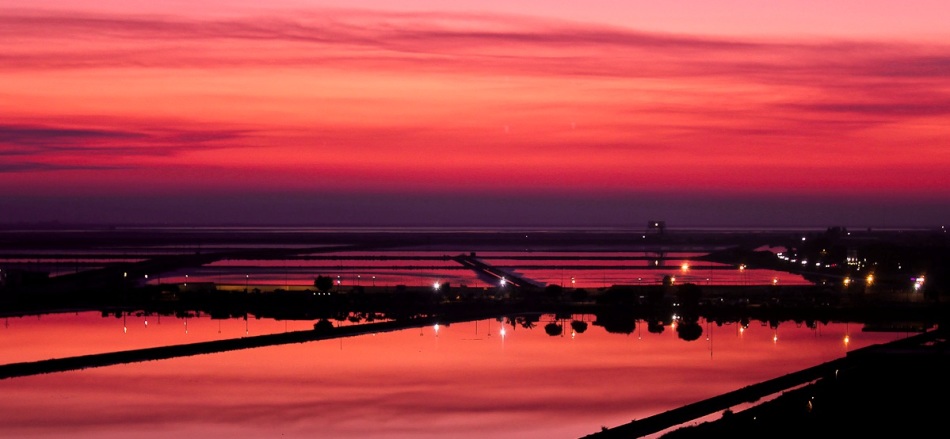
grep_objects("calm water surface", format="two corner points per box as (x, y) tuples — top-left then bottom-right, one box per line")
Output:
(162, 251), (809, 289)
(0, 312), (908, 439)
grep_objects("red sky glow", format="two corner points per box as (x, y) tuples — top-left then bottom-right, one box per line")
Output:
(2, 1), (949, 226)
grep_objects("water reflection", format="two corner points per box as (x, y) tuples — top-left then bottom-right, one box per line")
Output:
(155, 251), (811, 290)
(0, 311), (915, 438)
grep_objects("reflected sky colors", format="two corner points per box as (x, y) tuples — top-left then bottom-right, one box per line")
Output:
(3, 248), (809, 289)
(168, 251), (809, 288)
(0, 312), (907, 438)
(2, 1), (949, 226)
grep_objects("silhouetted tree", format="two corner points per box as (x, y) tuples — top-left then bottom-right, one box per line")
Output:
(571, 320), (588, 334)
(646, 286), (665, 305)
(545, 322), (563, 336)
(313, 318), (334, 334)
(571, 288), (589, 302)
(594, 311), (636, 334)
(676, 283), (702, 308)
(676, 318), (703, 341)
(314, 275), (333, 293)
(516, 314), (540, 329)
(648, 319), (666, 334)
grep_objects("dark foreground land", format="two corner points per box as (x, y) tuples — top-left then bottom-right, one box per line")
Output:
(585, 325), (948, 438)
(661, 328), (949, 438)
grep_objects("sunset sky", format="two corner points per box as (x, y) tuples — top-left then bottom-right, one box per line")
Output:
(2, 1), (949, 227)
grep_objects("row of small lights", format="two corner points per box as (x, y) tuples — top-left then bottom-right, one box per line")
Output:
(777, 252), (836, 269)
(779, 252), (926, 290)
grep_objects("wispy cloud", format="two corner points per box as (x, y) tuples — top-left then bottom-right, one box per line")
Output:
(0, 161), (129, 172)
(4, 8), (948, 118)
(2, 8), (945, 78)
(0, 124), (249, 153)
(0, 125), (145, 153)
(1, 7), (948, 203)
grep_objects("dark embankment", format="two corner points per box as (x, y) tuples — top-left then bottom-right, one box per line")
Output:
(0, 307), (500, 381)
(582, 327), (947, 438)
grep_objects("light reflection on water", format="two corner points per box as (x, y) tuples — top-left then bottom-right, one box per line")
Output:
(1, 248), (809, 288)
(0, 312), (910, 439)
(157, 251), (808, 288)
